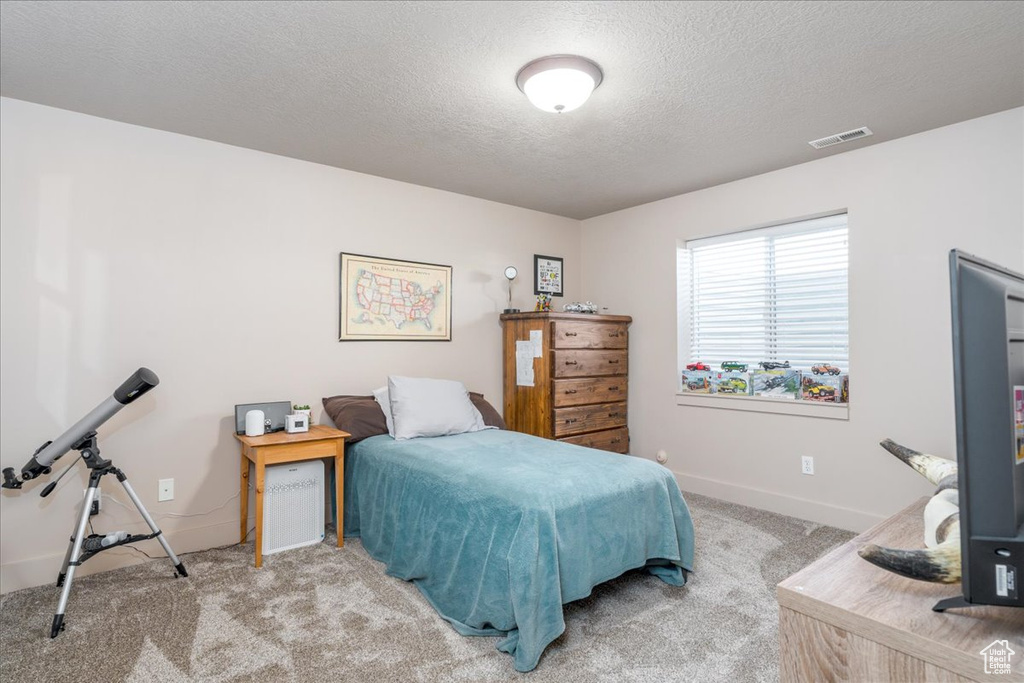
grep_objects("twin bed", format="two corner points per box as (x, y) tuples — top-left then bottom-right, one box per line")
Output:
(327, 393), (695, 672)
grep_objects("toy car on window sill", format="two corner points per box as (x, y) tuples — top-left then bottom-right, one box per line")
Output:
(805, 383), (837, 399)
(811, 363), (842, 375)
(716, 378), (748, 394)
(758, 360), (791, 370)
(720, 361), (748, 372)
(686, 362), (711, 371)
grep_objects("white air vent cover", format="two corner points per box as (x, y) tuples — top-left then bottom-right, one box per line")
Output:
(809, 127), (873, 149)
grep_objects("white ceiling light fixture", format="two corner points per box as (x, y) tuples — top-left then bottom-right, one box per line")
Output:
(516, 55), (603, 114)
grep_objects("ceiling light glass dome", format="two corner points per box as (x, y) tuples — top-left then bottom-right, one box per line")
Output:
(516, 55), (603, 114)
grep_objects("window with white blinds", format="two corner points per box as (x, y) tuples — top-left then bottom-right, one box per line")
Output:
(679, 213), (848, 371)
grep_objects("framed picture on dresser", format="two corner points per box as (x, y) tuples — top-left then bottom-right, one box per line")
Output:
(534, 254), (564, 297)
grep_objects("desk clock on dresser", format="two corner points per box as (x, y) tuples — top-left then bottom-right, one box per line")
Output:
(500, 312), (631, 454)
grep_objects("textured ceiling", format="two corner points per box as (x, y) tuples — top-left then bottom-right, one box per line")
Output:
(1, 1), (1022, 219)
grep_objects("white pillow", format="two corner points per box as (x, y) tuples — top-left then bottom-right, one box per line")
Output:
(387, 376), (487, 440)
(372, 386), (396, 437)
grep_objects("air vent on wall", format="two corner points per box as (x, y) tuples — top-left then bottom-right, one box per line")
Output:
(808, 127), (873, 149)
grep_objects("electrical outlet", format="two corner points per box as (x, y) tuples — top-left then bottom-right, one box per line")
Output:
(158, 478), (174, 502)
(801, 456), (815, 475)
(85, 489), (101, 516)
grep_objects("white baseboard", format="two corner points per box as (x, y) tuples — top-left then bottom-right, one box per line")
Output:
(671, 470), (885, 533)
(0, 518), (239, 595)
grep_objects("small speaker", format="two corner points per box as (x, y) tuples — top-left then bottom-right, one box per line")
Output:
(245, 410), (265, 437)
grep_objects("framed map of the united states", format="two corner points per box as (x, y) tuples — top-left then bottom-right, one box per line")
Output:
(339, 253), (452, 341)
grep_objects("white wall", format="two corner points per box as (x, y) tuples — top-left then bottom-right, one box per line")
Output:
(3, 97), (1020, 594)
(581, 108), (1024, 531)
(0, 98), (581, 592)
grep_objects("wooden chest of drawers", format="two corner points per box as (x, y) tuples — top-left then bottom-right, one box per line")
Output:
(500, 312), (631, 454)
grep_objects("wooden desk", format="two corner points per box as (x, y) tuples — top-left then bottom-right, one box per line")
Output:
(234, 425), (349, 568)
(778, 498), (1024, 682)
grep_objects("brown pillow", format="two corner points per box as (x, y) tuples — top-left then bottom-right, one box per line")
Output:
(321, 395), (387, 443)
(324, 391), (505, 441)
(469, 392), (506, 430)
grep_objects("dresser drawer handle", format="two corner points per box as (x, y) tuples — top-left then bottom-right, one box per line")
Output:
(565, 389), (578, 394)
(608, 386), (620, 391)
(610, 438), (622, 444)
(565, 418), (578, 424)
(564, 332), (578, 337)
(565, 360), (578, 365)
(609, 412), (622, 418)
(608, 359), (620, 364)
(608, 332), (620, 338)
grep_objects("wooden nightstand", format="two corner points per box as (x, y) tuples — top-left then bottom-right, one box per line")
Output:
(234, 425), (350, 568)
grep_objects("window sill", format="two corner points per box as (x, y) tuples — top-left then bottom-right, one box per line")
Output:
(675, 393), (849, 420)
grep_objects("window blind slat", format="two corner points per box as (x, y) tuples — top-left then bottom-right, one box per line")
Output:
(683, 217), (849, 371)
(694, 271), (847, 288)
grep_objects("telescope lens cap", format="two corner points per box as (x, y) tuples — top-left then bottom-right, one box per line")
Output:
(138, 368), (159, 386)
(114, 367), (160, 404)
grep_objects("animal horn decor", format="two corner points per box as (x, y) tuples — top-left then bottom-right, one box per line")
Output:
(857, 439), (962, 584)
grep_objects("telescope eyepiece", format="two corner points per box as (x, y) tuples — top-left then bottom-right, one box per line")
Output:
(2, 467), (23, 489)
(114, 367), (159, 405)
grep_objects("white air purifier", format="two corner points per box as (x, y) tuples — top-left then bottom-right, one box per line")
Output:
(250, 460), (325, 556)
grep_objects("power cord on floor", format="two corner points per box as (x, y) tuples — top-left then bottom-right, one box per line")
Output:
(112, 526), (256, 561)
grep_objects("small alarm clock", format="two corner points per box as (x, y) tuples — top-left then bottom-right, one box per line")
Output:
(285, 413), (309, 434)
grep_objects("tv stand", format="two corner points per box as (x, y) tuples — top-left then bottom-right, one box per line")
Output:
(777, 498), (1023, 681)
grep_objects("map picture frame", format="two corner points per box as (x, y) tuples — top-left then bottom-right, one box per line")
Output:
(534, 254), (564, 297)
(339, 253), (453, 341)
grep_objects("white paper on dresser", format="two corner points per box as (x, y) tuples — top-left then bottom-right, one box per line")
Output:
(516, 340), (535, 387)
(530, 329), (543, 358)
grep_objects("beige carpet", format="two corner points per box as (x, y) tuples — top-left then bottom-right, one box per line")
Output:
(0, 492), (853, 682)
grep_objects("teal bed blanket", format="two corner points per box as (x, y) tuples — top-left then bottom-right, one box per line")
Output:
(343, 430), (695, 672)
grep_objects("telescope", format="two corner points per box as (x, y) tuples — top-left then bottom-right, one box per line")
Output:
(2, 367), (159, 489)
(1, 366), (188, 638)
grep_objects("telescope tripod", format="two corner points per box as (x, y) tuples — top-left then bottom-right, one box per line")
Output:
(51, 433), (187, 638)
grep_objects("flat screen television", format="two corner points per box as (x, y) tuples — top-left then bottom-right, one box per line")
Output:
(941, 250), (1024, 611)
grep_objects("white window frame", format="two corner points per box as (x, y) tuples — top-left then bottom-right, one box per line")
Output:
(676, 212), (849, 420)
